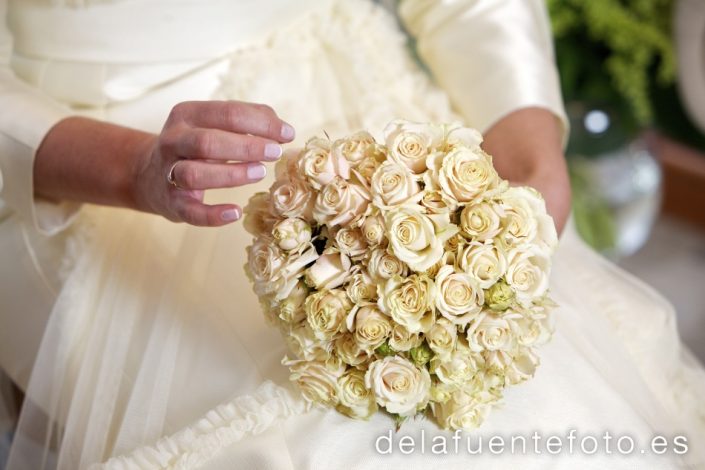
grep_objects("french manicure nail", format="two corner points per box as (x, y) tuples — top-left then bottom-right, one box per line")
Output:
(264, 143), (282, 160)
(281, 123), (295, 140)
(247, 164), (266, 180)
(221, 208), (240, 222)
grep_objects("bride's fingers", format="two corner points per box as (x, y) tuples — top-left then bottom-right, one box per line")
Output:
(172, 197), (242, 226)
(167, 100), (295, 143)
(170, 160), (267, 190)
(166, 128), (283, 162)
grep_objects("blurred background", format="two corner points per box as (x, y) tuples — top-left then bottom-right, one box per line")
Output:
(547, 0), (705, 361)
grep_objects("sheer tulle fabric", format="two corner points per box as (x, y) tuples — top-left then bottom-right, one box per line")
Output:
(4, 0), (705, 469)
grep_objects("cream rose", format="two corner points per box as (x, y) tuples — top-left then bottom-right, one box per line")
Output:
(370, 161), (422, 208)
(305, 289), (352, 340)
(332, 131), (376, 167)
(334, 333), (368, 366)
(345, 270), (377, 304)
(426, 318), (457, 360)
(361, 213), (386, 246)
(442, 122), (483, 150)
(388, 323), (423, 352)
(420, 189), (457, 214)
(286, 324), (333, 362)
(500, 186), (557, 252)
(430, 341), (482, 387)
(436, 146), (501, 203)
(431, 389), (495, 431)
(335, 227), (368, 258)
(246, 238), (285, 297)
(306, 251), (352, 290)
(243, 192), (278, 237)
(378, 274), (435, 333)
(365, 355), (431, 417)
(434, 265), (483, 326)
(313, 176), (370, 227)
(271, 177), (315, 222)
(350, 305), (392, 352)
(278, 280), (309, 324)
(504, 247), (550, 305)
(287, 358), (345, 406)
(367, 248), (408, 282)
(297, 137), (350, 189)
(336, 369), (378, 419)
(385, 206), (457, 272)
(272, 218), (312, 252)
(466, 312), (514, 352)
(384, 120), (443, 174)
(457, 243), (507, 289)
(459, 202), (503, 241)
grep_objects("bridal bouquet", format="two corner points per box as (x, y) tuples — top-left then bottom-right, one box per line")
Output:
(244, 120), (558, 431)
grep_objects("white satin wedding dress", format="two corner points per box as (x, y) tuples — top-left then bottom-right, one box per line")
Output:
(1, 0), (704, 469)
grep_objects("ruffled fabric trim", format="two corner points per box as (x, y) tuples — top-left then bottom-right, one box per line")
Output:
(93, 381), (310, 470)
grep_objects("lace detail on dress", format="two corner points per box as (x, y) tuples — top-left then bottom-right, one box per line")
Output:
(215, 0), (458, 138)
(94, 381), (310, 470)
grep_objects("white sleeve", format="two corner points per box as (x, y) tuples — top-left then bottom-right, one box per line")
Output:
(0, 0), (78, 236)
(398, 0), (568, 139)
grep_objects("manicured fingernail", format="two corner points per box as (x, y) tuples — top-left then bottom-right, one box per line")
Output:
(281, 123), (295, 140)
(221, 208), (240, 222)
(264, 143), (282, 160)
(247, 164), (266, 180)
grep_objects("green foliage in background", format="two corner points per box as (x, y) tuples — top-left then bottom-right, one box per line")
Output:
(548, 0), (676, 129)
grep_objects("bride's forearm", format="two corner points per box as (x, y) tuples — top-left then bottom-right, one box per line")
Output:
(34, 116), (154, 210)
(482, 107), (571, 234)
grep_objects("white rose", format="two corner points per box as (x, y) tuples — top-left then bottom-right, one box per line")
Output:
(365, 355), (431, 417)
(297, 137), (350, 189)
(335, 333), (368, 366)
(426, 318), (457, 361)
(505, 349), (539, 385)
(337, 369), (378, 419)
(504, 247), (550, 305)
(278, 280), (309, 324)
(305, 289), (352, 341)
(306, 251), (352, 290)
(442, 122), (484, 150)
(335, 227), (368, 258)
(287, 358), (345, 406)
(367, 248), (408, 282)
(286, 323), (333, 362)
(371, 161), (422, 208)
(431, 389), (495, 431)
(420, 189), (457, 214)
(347, 305), (392, 352)
(246, 238), (285, 296)
(430, 340), (482, 387)
(457, 243), (507, 289)
(272, 218), (312, 252)
(500, 186), (557, 252)
(271, 177), (315, 222)
(385, 205), (458, 272)
(384, 120), (443, 174)
(437, 146), (501, 204)
(313, 177), (370, 227)
(361, 213), (387, 246)
(345, 270), (377, 304)
(332, 131), (376, 167)
(507, 310), (554, 347)
(378, 274), (435, 333)
(434, 265), (483, 326)
(388, 323), (423, 352)
(466, 312), (514, 352)
(459, 202), (503, 241)
(243, 192), (278, 237)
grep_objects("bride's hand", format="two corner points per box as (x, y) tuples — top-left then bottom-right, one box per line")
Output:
(34, 101), (295, 228)
(133, 101), (295, 226)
